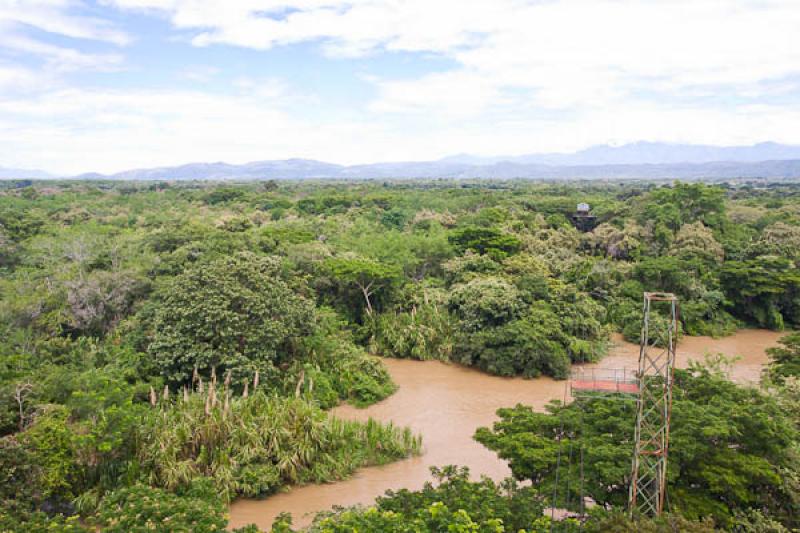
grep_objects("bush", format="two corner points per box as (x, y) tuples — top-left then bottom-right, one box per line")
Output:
(137, 392), (420, 501)
(96, 483), (227, 533)
(374, 303), (455, 361)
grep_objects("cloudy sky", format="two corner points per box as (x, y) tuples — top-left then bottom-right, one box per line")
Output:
(1, 0), (800, 174)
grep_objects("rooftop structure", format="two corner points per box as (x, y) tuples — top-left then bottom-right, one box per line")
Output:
(571, 202), (597, 231)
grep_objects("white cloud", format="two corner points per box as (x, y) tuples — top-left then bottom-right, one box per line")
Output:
(0, 1), (129, 93)
(0, 1), (130, 45)
(106, 0), (800, 113)
(3, 0), (800, 173)
(0, 34), (124, 72)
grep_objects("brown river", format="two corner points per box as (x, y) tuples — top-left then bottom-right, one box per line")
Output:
(228, 329), (785, 530)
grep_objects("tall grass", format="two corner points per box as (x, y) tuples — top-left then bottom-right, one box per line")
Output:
(136, 385), (420, 502)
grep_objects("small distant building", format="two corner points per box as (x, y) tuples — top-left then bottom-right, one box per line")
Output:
(571, 202), (596, 232)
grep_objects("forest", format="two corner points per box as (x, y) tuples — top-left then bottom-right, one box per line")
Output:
(1, 178), (800, 532)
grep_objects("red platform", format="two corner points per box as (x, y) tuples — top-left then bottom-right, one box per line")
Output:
(571, 380), (639, 394)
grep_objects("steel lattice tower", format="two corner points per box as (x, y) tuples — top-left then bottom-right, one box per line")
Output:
(628, 292), (678, 517)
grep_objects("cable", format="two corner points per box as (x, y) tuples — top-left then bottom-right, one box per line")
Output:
(550, 381), (569, 533)
(578, 401), (586, 531)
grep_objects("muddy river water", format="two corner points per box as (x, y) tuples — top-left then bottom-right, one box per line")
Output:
(228, 329), (785, 530)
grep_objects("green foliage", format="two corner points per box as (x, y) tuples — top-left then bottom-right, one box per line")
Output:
(374, 465), (546, 530)
(0, 509), (88, 533)
(448, 226), (522, 260)
(582, 511), (718, 532)
(323, 255), (402, 318)
(765, 332), (800, 384)
(299, 307), (397, 407)
(449, 277), (524, 330)
(639, 183), (727, 231)
(20, 405), (81, 501)
(4, 180), (800, 530)
(454, 303), (572, 378)
(447, 276), (607, 378)
(96, 482), (228, 533)
(145, 251), (315, 382)
(137, 391), (420, 501)
(0, 435), (40, 514)
(375, 302), (455, 361)
(294, 465), (570, 532)
(203, 187), (248, 205)
(475, 364), (799, 527)
(720, 256), (800, 329)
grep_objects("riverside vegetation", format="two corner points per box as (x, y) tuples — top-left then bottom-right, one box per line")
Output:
(1, 178), (799, 531)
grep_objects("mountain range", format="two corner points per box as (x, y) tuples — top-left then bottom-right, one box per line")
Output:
(0, 166), (53, 180)
(5, 142), (800, 181)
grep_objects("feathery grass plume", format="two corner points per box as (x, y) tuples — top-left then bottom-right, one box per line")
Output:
(211, 366), (217, 386)
(243, 381), (249, 398)
(163, 385), (169, 401)
(149, 386), (157, 407)
(183, 386), (189, 402)
(224, 370), (231, 389)
(197, 376), (204, 394)
(295, 369), (305, 397)
(253, 370), (259, 390)
(192, 365), (199, 383)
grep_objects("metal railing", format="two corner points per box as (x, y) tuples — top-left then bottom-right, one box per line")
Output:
(570, 367), (639, 395)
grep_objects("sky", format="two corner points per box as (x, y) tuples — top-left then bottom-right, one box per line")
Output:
(1, 0), (800, 175)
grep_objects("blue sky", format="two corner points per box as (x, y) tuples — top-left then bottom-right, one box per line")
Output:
(1, 0), (800, 174)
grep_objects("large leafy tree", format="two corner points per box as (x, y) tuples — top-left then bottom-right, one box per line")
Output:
(719, 256), (800, 329)
(323, 255), (402, 318)
(145, 252), (315, 382)
(640, 183), (726, 232)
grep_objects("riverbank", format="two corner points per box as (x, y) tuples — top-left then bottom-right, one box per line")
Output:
(228, 329), (786, 530)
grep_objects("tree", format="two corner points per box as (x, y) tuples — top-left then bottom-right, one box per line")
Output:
(720, 256), (800, 329)
(448, 277), (523, 330)
(475, 364), (799, 528)
(307, 466), (549, 532)
(65, 270), (149, 337)
(765, 333), (800, 384)
(640, 183), (726, 232)
(590, 221), (644, 260)
(753, 222), (800, 260)
(669, 221), (724, 264)
(454, 303), (572, 378)
(448, 226), (522, 260)
(323, 255), (401, 317)
(146, 252), (315, 383)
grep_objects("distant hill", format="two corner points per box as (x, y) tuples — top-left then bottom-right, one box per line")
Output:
(73, 159), (345, 181)
(14, 142), (800, 181)
(0, 166), (53, 179)
(439, 141), (800, 167)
